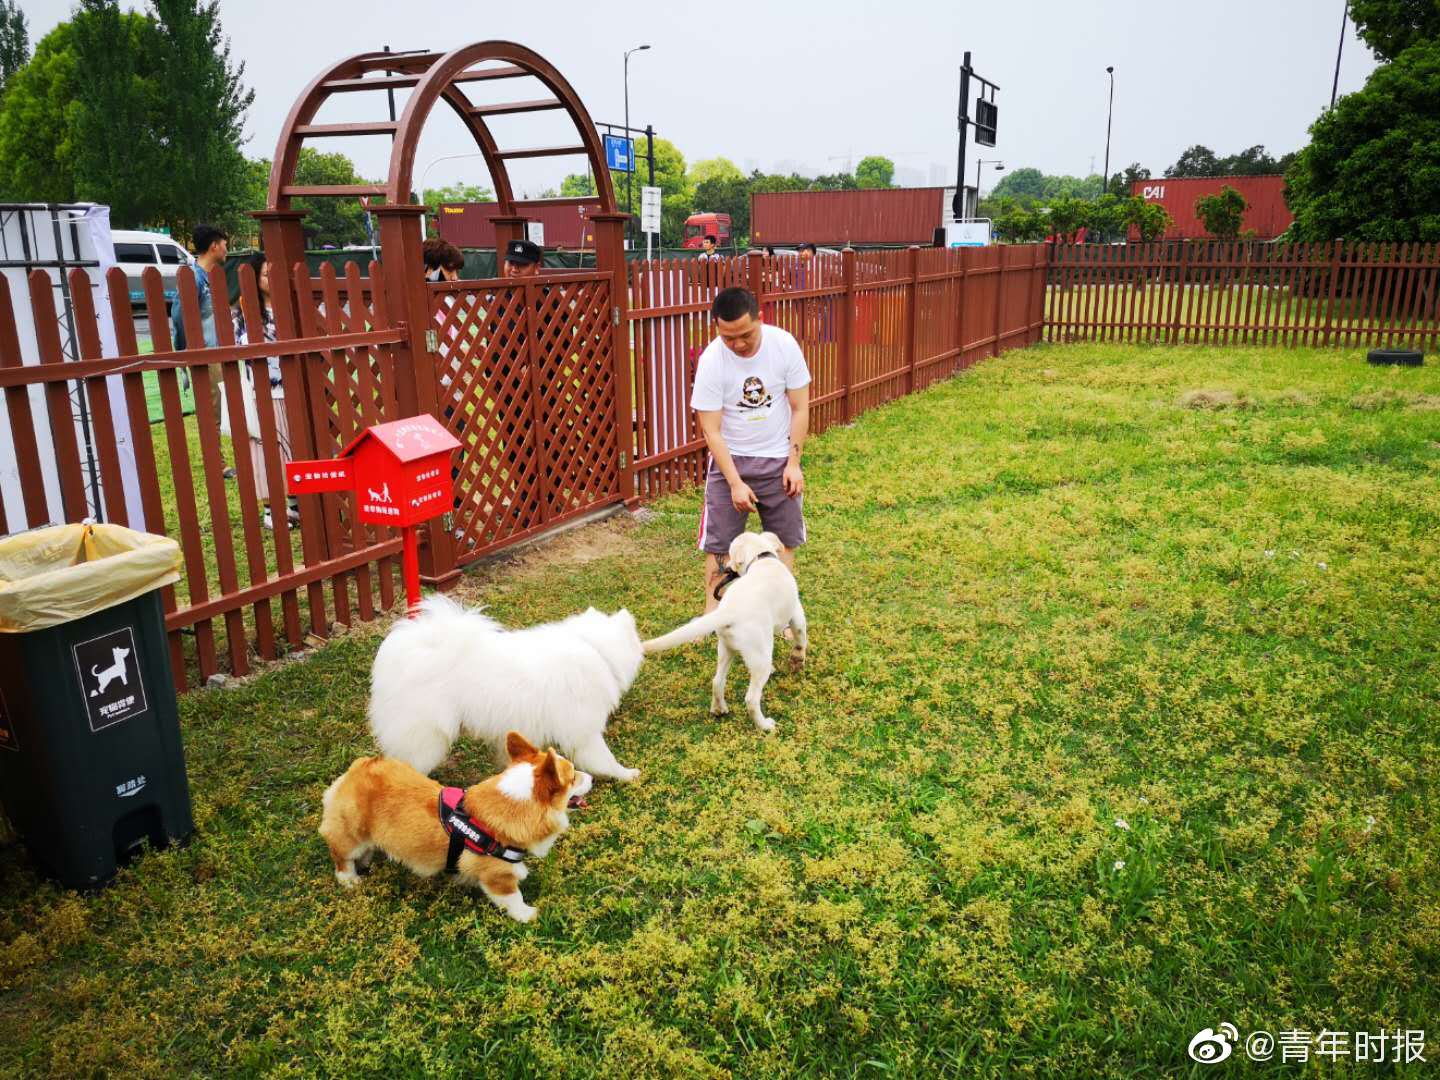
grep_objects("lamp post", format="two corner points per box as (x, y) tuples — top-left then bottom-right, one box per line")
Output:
(974, 159), (1004, 203)
(417, 151), (490, 236)
(1331, 3), (1347, 107)
(1104, 66), (1115, 193)
(624, 44), (651, 248)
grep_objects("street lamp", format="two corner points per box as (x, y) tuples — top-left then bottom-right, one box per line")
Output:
(418, 151), (490, 235)
(1103, 66), (1115, 193)
(975, 159), (1004, 203)
(624, 44), (651, 247)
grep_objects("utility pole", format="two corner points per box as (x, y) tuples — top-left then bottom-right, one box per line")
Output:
(1104, 66), (1115, 193)
(953, 53), (972, 221)
(1331, 3), (1347, 107)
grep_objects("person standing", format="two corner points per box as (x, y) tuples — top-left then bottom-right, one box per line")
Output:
(692, 286), (811, 612)
(173, 224), (232, 475)
(232, 253), (295, 529)
(501, 238), (542, 278)
(698, 235), (719, 259)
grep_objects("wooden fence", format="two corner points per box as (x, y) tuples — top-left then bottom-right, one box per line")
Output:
(1, 244), (1047, 690)
(625, 245), (1048, 498)
(0, 262), (409, 689)
(1045, 241), (1440, 348)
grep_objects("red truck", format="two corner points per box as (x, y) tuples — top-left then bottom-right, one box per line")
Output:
(682, 212), (733, 249)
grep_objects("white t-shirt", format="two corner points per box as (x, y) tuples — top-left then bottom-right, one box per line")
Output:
(690, 325), (812, 458)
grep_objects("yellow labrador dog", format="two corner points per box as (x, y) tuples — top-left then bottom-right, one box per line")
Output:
(643, 531), (807, 732)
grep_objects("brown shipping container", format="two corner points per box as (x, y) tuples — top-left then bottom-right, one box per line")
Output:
(1130, 175), (1293, 240)
(751, 188), (947, 246)
(436, 201), (602, 249)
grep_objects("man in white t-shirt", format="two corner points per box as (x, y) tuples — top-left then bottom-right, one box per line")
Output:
(691, 286), (812, 611)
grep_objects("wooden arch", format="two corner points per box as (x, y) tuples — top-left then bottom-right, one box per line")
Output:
(266, 41), (617, 215)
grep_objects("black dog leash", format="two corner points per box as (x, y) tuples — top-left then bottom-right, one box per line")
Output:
(712, 551), (779, 602)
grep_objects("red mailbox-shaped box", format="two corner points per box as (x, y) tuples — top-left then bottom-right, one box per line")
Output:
(285, 414), (461, 528)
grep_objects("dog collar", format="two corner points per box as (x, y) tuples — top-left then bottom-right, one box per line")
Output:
(712, 550), (779, 602)
(438, 787), (527, 872)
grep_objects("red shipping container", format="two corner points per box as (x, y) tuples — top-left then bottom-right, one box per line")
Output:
(751, 188), (948, 247)
(1129, 175), (1293, 240)
(436, 201), (602, 249)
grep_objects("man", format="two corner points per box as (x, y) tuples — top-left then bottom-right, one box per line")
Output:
(699, 235), (719, 259)
(423, 237), (465, 282)
(797, 242), (817, 263)
(692, 286), (810, 612)
(502, 238), (542, 279)
(172, 224), (231, 475)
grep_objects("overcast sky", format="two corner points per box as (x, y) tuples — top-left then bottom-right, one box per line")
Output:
(23, 0), (1378, 198)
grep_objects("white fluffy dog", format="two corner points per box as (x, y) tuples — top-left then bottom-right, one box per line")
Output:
(643, 531), (808, 733)
(369, 595), (644, 782)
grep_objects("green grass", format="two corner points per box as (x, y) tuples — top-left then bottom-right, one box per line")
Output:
(4, 342), (1440, 1076)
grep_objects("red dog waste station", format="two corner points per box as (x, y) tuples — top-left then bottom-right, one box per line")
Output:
(285, 414), (461, 615)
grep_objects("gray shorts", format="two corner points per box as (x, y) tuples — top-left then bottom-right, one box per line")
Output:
(698, 455), (807, 555)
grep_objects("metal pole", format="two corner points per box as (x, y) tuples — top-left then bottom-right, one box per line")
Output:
(384, 45), (396, 123)
(1330, 4), (1346, 108)
(624, 51), (631, 248)
(1104, 66), (1114, 193)
(953, 52), (971, 221)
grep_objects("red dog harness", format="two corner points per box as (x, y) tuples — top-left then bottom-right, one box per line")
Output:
(437, 787), (527, 873)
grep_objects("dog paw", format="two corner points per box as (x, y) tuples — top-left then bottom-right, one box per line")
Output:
(335, 868), (361, 887)
(789, 652), (806, 673)
(613, 766), (641, 783)
(512, 863), (529, 882)
(710, 699), (730, 716)
(754, 716), (776, 734)
(510, 903), (538, 924)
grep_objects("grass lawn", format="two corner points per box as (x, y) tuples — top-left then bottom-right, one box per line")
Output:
(3, 342), (1439, 1076)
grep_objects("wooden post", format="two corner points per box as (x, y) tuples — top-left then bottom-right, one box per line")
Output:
(839, 248), (856, 422)
(991, 245), (1006, 358)
(370, 202), (459, 592)
(591, 211), (637, 507)
(491, 215), (528, 266)
(905, 245), (921, 393)
(1322, 240), (1341, 348)
(1170, 242), (1190, 345)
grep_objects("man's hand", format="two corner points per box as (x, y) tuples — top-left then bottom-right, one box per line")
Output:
(729, 480), (758, 512)
(783, 462), (804, 498)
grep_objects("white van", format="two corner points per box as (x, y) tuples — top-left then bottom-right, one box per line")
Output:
(111, 229), (191, 312)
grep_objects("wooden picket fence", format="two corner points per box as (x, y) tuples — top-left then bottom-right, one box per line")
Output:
(624, 245), (1048, 498)
(1045, 241), (1440, 348)
(0, 262), (409, 689)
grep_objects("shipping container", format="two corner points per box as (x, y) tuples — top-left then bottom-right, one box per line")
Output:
(750, 188), (951, 247)
(436, 201), (603, 249)
(1129, 175), (1292, 240)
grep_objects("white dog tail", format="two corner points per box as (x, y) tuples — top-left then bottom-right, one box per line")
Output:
(643, 611), (732, 654)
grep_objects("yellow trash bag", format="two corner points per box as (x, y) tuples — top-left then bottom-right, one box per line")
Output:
(0, 522), (181, 633)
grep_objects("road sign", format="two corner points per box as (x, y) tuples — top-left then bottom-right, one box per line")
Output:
(640, 185), (662, 234)
(604, 134), (634, 173)
(946, 219), (992, 247)
(975, 99), (999, 147)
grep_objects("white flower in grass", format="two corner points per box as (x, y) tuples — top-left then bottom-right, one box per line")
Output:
(1364, 815), (1376, 833)
(1138, 796), (1149, 804)
(1289, 550), (1301, 559)
(1264, 549), (1276, 559)
(1317, 561), (1328, 570)
(1113, 859), (1126, 871)
(1114, 817), (1130, 831)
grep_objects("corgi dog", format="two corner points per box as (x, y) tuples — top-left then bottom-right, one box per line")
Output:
(318, 731), (592, 923)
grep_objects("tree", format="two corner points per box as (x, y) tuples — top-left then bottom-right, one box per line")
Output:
(1123, 196), (1173, 241)
(72, 2), (166, 229)
(989, 168), (1104, 206)
(809, 172), (858, 191)
(855, 155), (894, 189)
(1287, 37), (1440, 240)
(423, 181), (494, 208)
(693, 175), (750, 240)
(1194, 185), (1248, 239)
(612, 135), (690, 245)
(1348, 0), (1440, 62)
(1168, 144), (1222, 176)
(147, 0), (255, 238)
(0, 0), (28, 96)
(1108, 162), (1150, 195)
(0, 22), (80, 202)
(1045, 198), (1090, 242)
(559, 172), (596, 197)
(688, 156), (742, 186)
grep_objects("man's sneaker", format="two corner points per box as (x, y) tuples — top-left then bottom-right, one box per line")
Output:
(223, 466), (236, 480)
(263, 508), (275, 530)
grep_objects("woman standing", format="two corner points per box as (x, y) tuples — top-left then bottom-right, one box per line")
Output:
(234, 253), (296, 529)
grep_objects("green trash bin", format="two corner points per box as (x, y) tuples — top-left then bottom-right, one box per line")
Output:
(0, 522), (194, 889)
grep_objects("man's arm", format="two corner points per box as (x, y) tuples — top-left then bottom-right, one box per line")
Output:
(697, 409), (756, 512)
(783, 385), (809, 497)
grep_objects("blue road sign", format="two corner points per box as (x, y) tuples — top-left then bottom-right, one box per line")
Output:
(604, 134), (634, 173)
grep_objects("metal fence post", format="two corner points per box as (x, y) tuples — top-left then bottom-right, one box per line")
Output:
(906, 245), (921, 393)
(991, 245), (1006, 357)
(591, 211), (637, 507)
(839, 247), (856, 422)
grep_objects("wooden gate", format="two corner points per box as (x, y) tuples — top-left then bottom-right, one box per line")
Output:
(430, 272), (620, 564)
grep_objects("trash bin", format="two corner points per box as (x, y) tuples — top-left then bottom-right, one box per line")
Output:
(0, 522), (194, 888)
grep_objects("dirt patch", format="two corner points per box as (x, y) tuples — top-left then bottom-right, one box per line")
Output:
(1350, 389), (1407, 411)
(453, 510), (641, 594)
(1407, 394), (1440, 412)
(1179, 389), (1250, 410)
(1274, 388), (1314, 407)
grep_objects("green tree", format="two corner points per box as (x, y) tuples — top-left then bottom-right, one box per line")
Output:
(0, 0), (28, 96)
(1045, 198), (1090, 242)
(809, 172), (858, 191)
(1287, 37), (1440, 240)
(1124, 196), (1173, 241)
(147, 0), (254, 238)
(688, 156), (742, 186)
(422, 181), (494, 208)
(855, 154), (894, 189)
(692, 175), (750, 241)
(559, 172), (596, 197)
(72, 2), (165, 229)
(1167, 145), (1222, 176)
(1348, 0), (1440, 61)
(0, 22), (80, 202)
(1194, 184), (1248, 239)
(1108, 162), (1151, 195)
